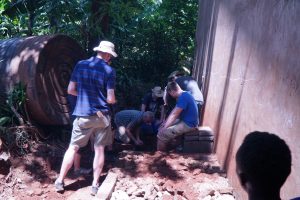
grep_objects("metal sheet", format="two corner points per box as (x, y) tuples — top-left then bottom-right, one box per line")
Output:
(193, 0), (300, 199)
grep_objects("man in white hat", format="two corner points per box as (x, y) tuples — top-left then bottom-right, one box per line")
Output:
(139, 86), (165, 148)
(55, 40), (117, 196)
(141, 86), (164, 123)
(93, 40), (118, 58)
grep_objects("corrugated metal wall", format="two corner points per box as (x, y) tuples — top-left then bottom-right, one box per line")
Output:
(193, 0), (300, 199)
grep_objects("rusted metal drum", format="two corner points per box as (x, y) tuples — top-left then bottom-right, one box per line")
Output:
(0, 35), (85, 125)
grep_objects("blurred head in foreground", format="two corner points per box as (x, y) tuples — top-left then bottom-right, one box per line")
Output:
(236, 131), (291, 200)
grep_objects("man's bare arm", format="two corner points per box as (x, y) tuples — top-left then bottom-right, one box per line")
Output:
(125, 128), (138, 144)
(67, 81), (77, 96)
(107, 89), (116, 104)
(162, 107), (182, 129)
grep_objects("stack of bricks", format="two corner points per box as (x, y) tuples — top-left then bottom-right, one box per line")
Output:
(183, 126), (214, 153)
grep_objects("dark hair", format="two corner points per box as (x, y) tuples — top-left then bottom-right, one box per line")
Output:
(166, 81), (179, 93)
(143, 111), (154, 120)
(167, 70), (185, 82)
(236, 131), (291, 191)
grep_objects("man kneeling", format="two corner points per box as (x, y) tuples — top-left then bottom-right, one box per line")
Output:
(114, 110), (154, 146)
(157, 81), (199, 151)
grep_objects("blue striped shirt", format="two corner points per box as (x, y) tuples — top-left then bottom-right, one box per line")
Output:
(70, 56), (116, 116)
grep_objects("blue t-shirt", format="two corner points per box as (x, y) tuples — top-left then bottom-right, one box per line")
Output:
(176, 92), (199, 127)
(70, 56), (116, 116)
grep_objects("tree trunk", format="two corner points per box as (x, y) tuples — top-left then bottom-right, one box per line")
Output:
(88, 0), (110, 53)
(27, 10), (35, 36)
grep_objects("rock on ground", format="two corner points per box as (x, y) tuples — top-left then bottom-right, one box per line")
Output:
(110, 151), (235, 200)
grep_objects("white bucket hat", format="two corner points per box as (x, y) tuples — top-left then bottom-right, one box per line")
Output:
(93, 41), (118, 57)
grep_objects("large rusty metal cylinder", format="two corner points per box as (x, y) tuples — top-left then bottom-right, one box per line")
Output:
(0, 35), (85, 125)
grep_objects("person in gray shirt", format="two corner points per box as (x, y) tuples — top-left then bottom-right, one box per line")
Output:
(164, 70), (204, 118)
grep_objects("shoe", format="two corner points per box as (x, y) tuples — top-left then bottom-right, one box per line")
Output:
(54, 180), (64, 192)
(91, 184), (99, 196)
(176, 145), (183, 152)
(79, 167), (92, 174)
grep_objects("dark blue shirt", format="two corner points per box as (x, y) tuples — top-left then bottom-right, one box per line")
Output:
(114, 110), (144, 131)
(176, 92), (199, 127)
(142, 93), (164, 118)
(70, 56), (116, 116)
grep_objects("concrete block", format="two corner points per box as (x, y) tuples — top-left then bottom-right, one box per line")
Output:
(183, 126), (214, 153)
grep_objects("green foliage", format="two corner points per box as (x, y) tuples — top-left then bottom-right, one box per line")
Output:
(0, 0), (198, 109)
(0, 99), (14, 127)
(0, 83), (26, 127)
(0, 83), (38, 155)
(0, 116), (10, 126)
(108, 0), (198, 108)
(7, 83), (26, 110)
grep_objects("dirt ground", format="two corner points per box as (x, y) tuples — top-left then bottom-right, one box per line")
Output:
(0, 137), (236, 200)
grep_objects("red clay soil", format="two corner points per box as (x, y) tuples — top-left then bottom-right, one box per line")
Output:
(0, 142), (235, 200)
(110, 151), (235, 200)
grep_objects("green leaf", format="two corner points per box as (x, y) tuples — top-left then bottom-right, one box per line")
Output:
(0, 117), (10, 126)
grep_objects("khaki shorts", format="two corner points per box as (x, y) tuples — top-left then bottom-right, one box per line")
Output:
(70, 114), (113, 147)
(157, 121), (195, 143)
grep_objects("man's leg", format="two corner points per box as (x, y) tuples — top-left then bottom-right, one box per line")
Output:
(73, 145), (93, 175)
(157, 138), (168, 151)
(56, 117), (90, 185)
(90, 115), (112, 195)
(73, 152), (81, 171)
(92, 145), (105, 187)
(157, 121), (192, 151)
(56, 145), (79, 183)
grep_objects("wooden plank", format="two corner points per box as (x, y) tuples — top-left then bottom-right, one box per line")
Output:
(97, 172), (118, 200)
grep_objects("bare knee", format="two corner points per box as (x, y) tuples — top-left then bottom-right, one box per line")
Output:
(94, 145), (105, 154)
(69, 144), (80, 151)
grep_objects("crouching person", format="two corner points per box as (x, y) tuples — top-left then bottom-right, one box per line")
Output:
(157, 81), (199, 151)
(114, 110), (154, 146)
